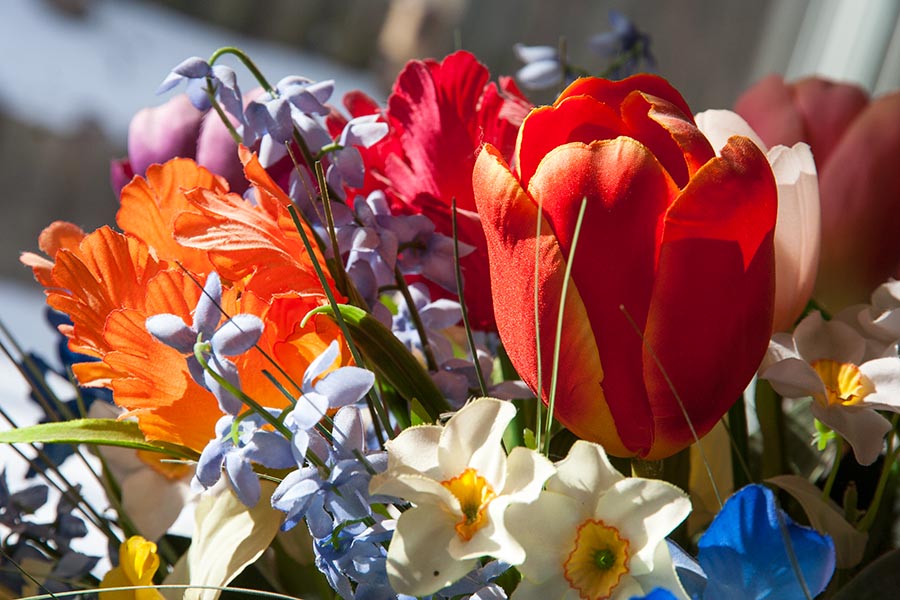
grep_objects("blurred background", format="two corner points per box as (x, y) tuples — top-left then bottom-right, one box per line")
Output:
(1, 0), (899, 350)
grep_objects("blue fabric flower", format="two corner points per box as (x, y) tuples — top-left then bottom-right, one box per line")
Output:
(634, 485), (836, 600)
(697, 484), (835, 599)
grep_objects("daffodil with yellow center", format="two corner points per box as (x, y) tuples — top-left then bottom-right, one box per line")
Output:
(441, 467), (497, 541)
(506, 441), (691, 600)
(761, 311), (900, 465)
(370, 398), (555, 597)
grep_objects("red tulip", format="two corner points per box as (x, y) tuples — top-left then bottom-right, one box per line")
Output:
(735, 75), (900, 310)
(474, 75), (777, 459)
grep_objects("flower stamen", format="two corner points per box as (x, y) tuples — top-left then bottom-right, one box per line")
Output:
(811, 359), (872, 407)
(441, 468), (496, 541)
(564, 519), (629, 600)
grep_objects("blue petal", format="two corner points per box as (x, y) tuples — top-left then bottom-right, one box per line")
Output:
(698, 484), (835, 599)
(194, 272), (223, 336)
(630, 589), (680, 600)
(225, 451), (261, 507)
(195, 437), (229, 488)
(145, 314), (195, 353)
(303, 341), (340, 390)
(211, 314), (264, 356)
(315, 366), (375, 409)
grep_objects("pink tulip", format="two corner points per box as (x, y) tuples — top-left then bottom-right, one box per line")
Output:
(111, 94), (246, 195)
(736, 75), (900, 310)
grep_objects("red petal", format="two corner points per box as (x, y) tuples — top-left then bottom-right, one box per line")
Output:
(642, 136), (776, 458)
(473, 144), (628, 456)
(529, 139), (679, 455)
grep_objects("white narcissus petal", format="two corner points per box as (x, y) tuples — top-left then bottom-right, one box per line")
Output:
(438, 398), (515, 485)
(549, 440), (624, 510)
(760, 356), (827, 399)
(694, 109), (767, 155)
(386, 504), (475, 597)
(593, 478), (691, 571)
(381, 425), (442, 475)
(450, 499), (524, 564)
(761, 333), (801, 373)
(121, 468), (191, 542)
(793, 312), (866, 365)
(769, 142), (820, 332)
(500, 446), (556, 502)
(369, 472), (456, 509)
(811, 402), (892, 465)
(859, 356), (900, 410)
(506, 492), (583, 583)
(628, 540), (691, 599)
(168, 482), (282, 600)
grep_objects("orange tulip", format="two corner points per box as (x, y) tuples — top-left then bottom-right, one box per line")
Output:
(474, 75), (777, 459)
(735, 75), (900, 310)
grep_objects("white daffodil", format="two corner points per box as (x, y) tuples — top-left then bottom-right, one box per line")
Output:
(695, 109), (820, 333)
(506, 440), (690, 600)
(369, 397), (555, 597)
(760, 311), (900, 465)
(834, 278), (900, 359)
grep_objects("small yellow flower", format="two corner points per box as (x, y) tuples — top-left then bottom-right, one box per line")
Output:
(100, 536), (163, 599)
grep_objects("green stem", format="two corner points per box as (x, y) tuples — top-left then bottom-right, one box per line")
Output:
(205, 87), (242, 145)
(727, 393), (751, 488)
(208, 46), (275, 94)
(857, 417), (899, 532)
(544, 198), (587, 456)
(287, 205), (392, 443)
(755, 378), (786, 479)
(393, 266), (439, 373)
(193, 347), (292, 440)
(821, 436), (844, 501)
(451, 199), (487, 397)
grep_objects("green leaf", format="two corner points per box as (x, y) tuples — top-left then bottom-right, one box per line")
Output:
(0, 419), (197, 460)
(304, 304), (451, 421)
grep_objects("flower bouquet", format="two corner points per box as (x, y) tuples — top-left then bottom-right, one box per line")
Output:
(3, 11), (900, 600)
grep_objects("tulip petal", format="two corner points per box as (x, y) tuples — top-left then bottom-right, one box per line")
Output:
(641, 136), (776, 457)
(620, 90), (715, 187)
(514, 97), (623, 188)
(473, 144), (629, 456)
(528, 138), (680, 455)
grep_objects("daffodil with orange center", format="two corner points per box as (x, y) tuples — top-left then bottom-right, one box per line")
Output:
(505, 441), (691, 600)
(761, 310), (900, 465)
(369, 398), (555, 597)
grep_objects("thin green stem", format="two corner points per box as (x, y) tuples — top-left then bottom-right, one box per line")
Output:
(193, 347), (291, 439)
(857, 417), (899, 532)
(544, 198), (587, 456)
(451, 199), (487, 397)
(287, 205), (392, 442)
(205, 87), (242, 144)
(393, 265), (439, 373)
(821, 436), (844, 501)
(208, 46), (275, 93)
